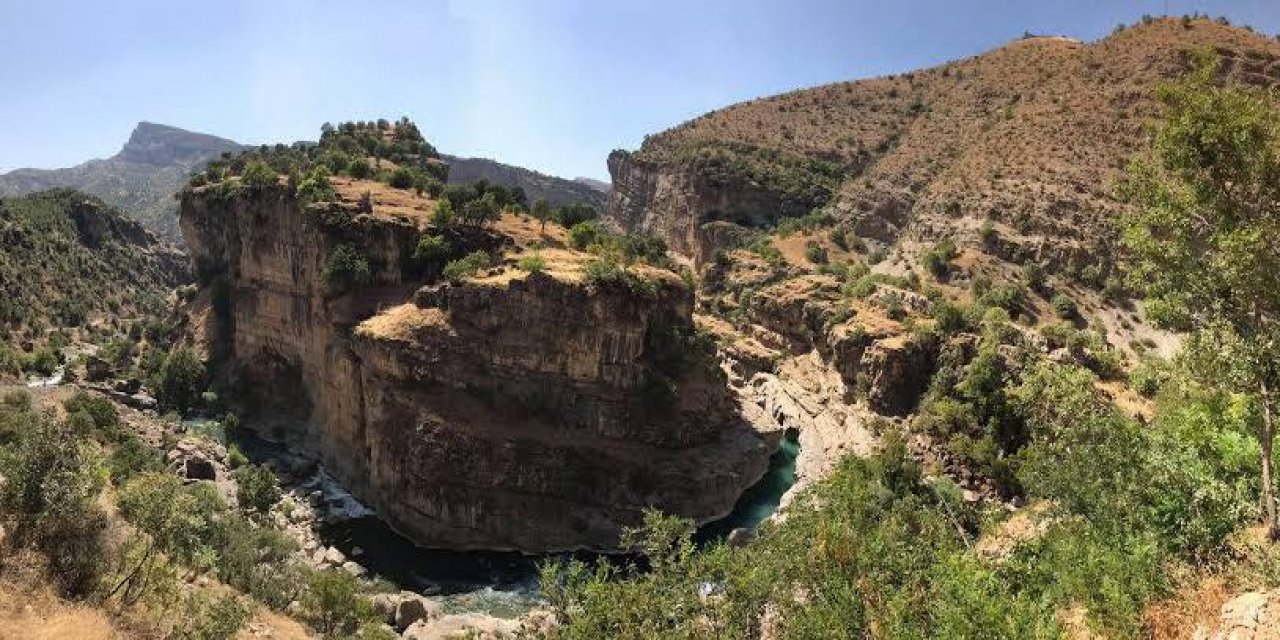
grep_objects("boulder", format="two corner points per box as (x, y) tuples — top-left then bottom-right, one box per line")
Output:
(394, 594), (442, 632)
(84, 356), (112, 382)
(727, 527), (757, 548)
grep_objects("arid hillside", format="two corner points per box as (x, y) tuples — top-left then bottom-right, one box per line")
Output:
(610, 17), (1280, 278)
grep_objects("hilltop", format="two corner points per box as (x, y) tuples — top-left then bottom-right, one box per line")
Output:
(443, 154), (609, 210)
(0, 123), (243, 241)
(610, 17), (1280, 278)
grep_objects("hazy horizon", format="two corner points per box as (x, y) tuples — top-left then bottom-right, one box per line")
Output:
(3, 0), (1279, 180)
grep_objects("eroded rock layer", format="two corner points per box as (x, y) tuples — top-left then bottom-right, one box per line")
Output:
(180, 184), (773, 551)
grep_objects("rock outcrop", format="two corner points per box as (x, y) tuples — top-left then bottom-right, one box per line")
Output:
(180, 182), (774, 551)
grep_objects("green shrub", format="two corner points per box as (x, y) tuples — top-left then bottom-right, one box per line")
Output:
(922, 239), (957, 278)
(747, 235), (783, 265)
(1050, 294), (1077, 319)
(518, 253), (548, 273)
(804, 241), (828, 265)
(62, 391), (119, 436)
(442, 251), (491, 281)
(154, 348), (205, 414)
(180, 592), (252, 640)
(430, 198), (455, 227)
(108, 436), (164, 485)
(347, 157), (373, 179)
(233, 464), (281, 514)
(240, 160), (278, 193)
(24, 347), (60, 376)
(582, 257), (656, 296)
(321, 245), (372, 295)
(413, 234), (450, 265)
(388, 166), (416, 189)
(226, 443), (248, 469)
(303, 569), (377, 637)
(568, 221), (600, 250)
(979, 220), (997, 244)
(0, 413), (109, 597)
(297, 166), (337, 203)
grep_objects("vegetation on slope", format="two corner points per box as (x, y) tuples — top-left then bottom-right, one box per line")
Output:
(0, 389), (397, 639)
(0, 189), (184, 380)
(540, 43), (1280, 639)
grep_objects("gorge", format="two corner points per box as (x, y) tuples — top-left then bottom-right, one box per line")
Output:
(179, 151), (778, 552)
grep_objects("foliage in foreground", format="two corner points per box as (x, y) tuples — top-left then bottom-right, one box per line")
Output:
(539, 357), (1269, 638)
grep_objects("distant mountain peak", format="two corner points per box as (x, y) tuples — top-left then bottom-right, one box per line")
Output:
(116, 121), (241, 167)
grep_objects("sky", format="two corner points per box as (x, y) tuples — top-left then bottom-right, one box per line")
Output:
(2, 1), (1279, 180)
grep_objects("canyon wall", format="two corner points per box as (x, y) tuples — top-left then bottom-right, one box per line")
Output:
(180, 185), (774, 551)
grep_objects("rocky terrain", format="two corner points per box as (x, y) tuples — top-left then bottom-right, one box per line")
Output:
(0, 123), (243, 241)
(180, 166), (775, 551)
(608, 18), (1280, 274)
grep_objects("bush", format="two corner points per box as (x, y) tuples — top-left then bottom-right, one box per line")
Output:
(24, 347), (59, 377)
(155, 348), (205, 414)
(582, 257), (656, 296)
(303, 569), (376, 637)
(108, 436), (164, 485)
(922, 239), (957, 278)
(0, 413), (109, 597)
(413, 234), (450, 265)
(568, 221), (600, 250)
(347, 157), (373, 179)
(804, 241), (828, 265)
(226, 443), (248, 469)
(979, 220), (997, 244)
(1051, 294), (1078, 319)
(240, 160), (277, 193)
(233, 464), (281, 514)
(297, 166), (337, 203)
(388, 166), (416, 189)
(442, 251), (491, 281)
(430, 199), (455, 227)
(321, 245), (372, 295)
(62, 391), (119, 436)
(518, 253), (547, 273)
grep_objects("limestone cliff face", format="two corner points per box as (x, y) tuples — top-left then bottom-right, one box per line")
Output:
(607, 150), (805, 265)
(180, 185), (773, 551)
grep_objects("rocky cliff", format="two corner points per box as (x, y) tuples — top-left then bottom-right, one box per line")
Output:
(607, 19), (1280, 271)
(180, 178), (773, 551)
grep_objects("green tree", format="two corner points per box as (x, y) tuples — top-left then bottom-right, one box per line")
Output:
(532, 198), (552, 233)
(321, 245), (372, 295)
(430, 198), (455, 227)
(240, 160), (278, 193)
(1120, 50), (1280, 537)
(155, 348), (206, 414)
(233, 464), (281, 514)
(0, 413), (109, 596)
(303, 569), (375, 637)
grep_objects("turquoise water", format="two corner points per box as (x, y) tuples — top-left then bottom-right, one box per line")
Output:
(314, 430), (802, 614)
(694, 429), (801, 544)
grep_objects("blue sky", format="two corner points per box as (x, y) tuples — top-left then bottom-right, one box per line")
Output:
(2, 0), (1278, 180)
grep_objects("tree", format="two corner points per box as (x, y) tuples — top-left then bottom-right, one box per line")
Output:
(532, 199), (552, 233)
(321, 245), (372, 295)
(1120, 50), (1280, 537)
(155, 348), (206, 414)
(240, 160), (278, 194)
(233, 464), (281, 514)
(430, 199), (454, 227)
